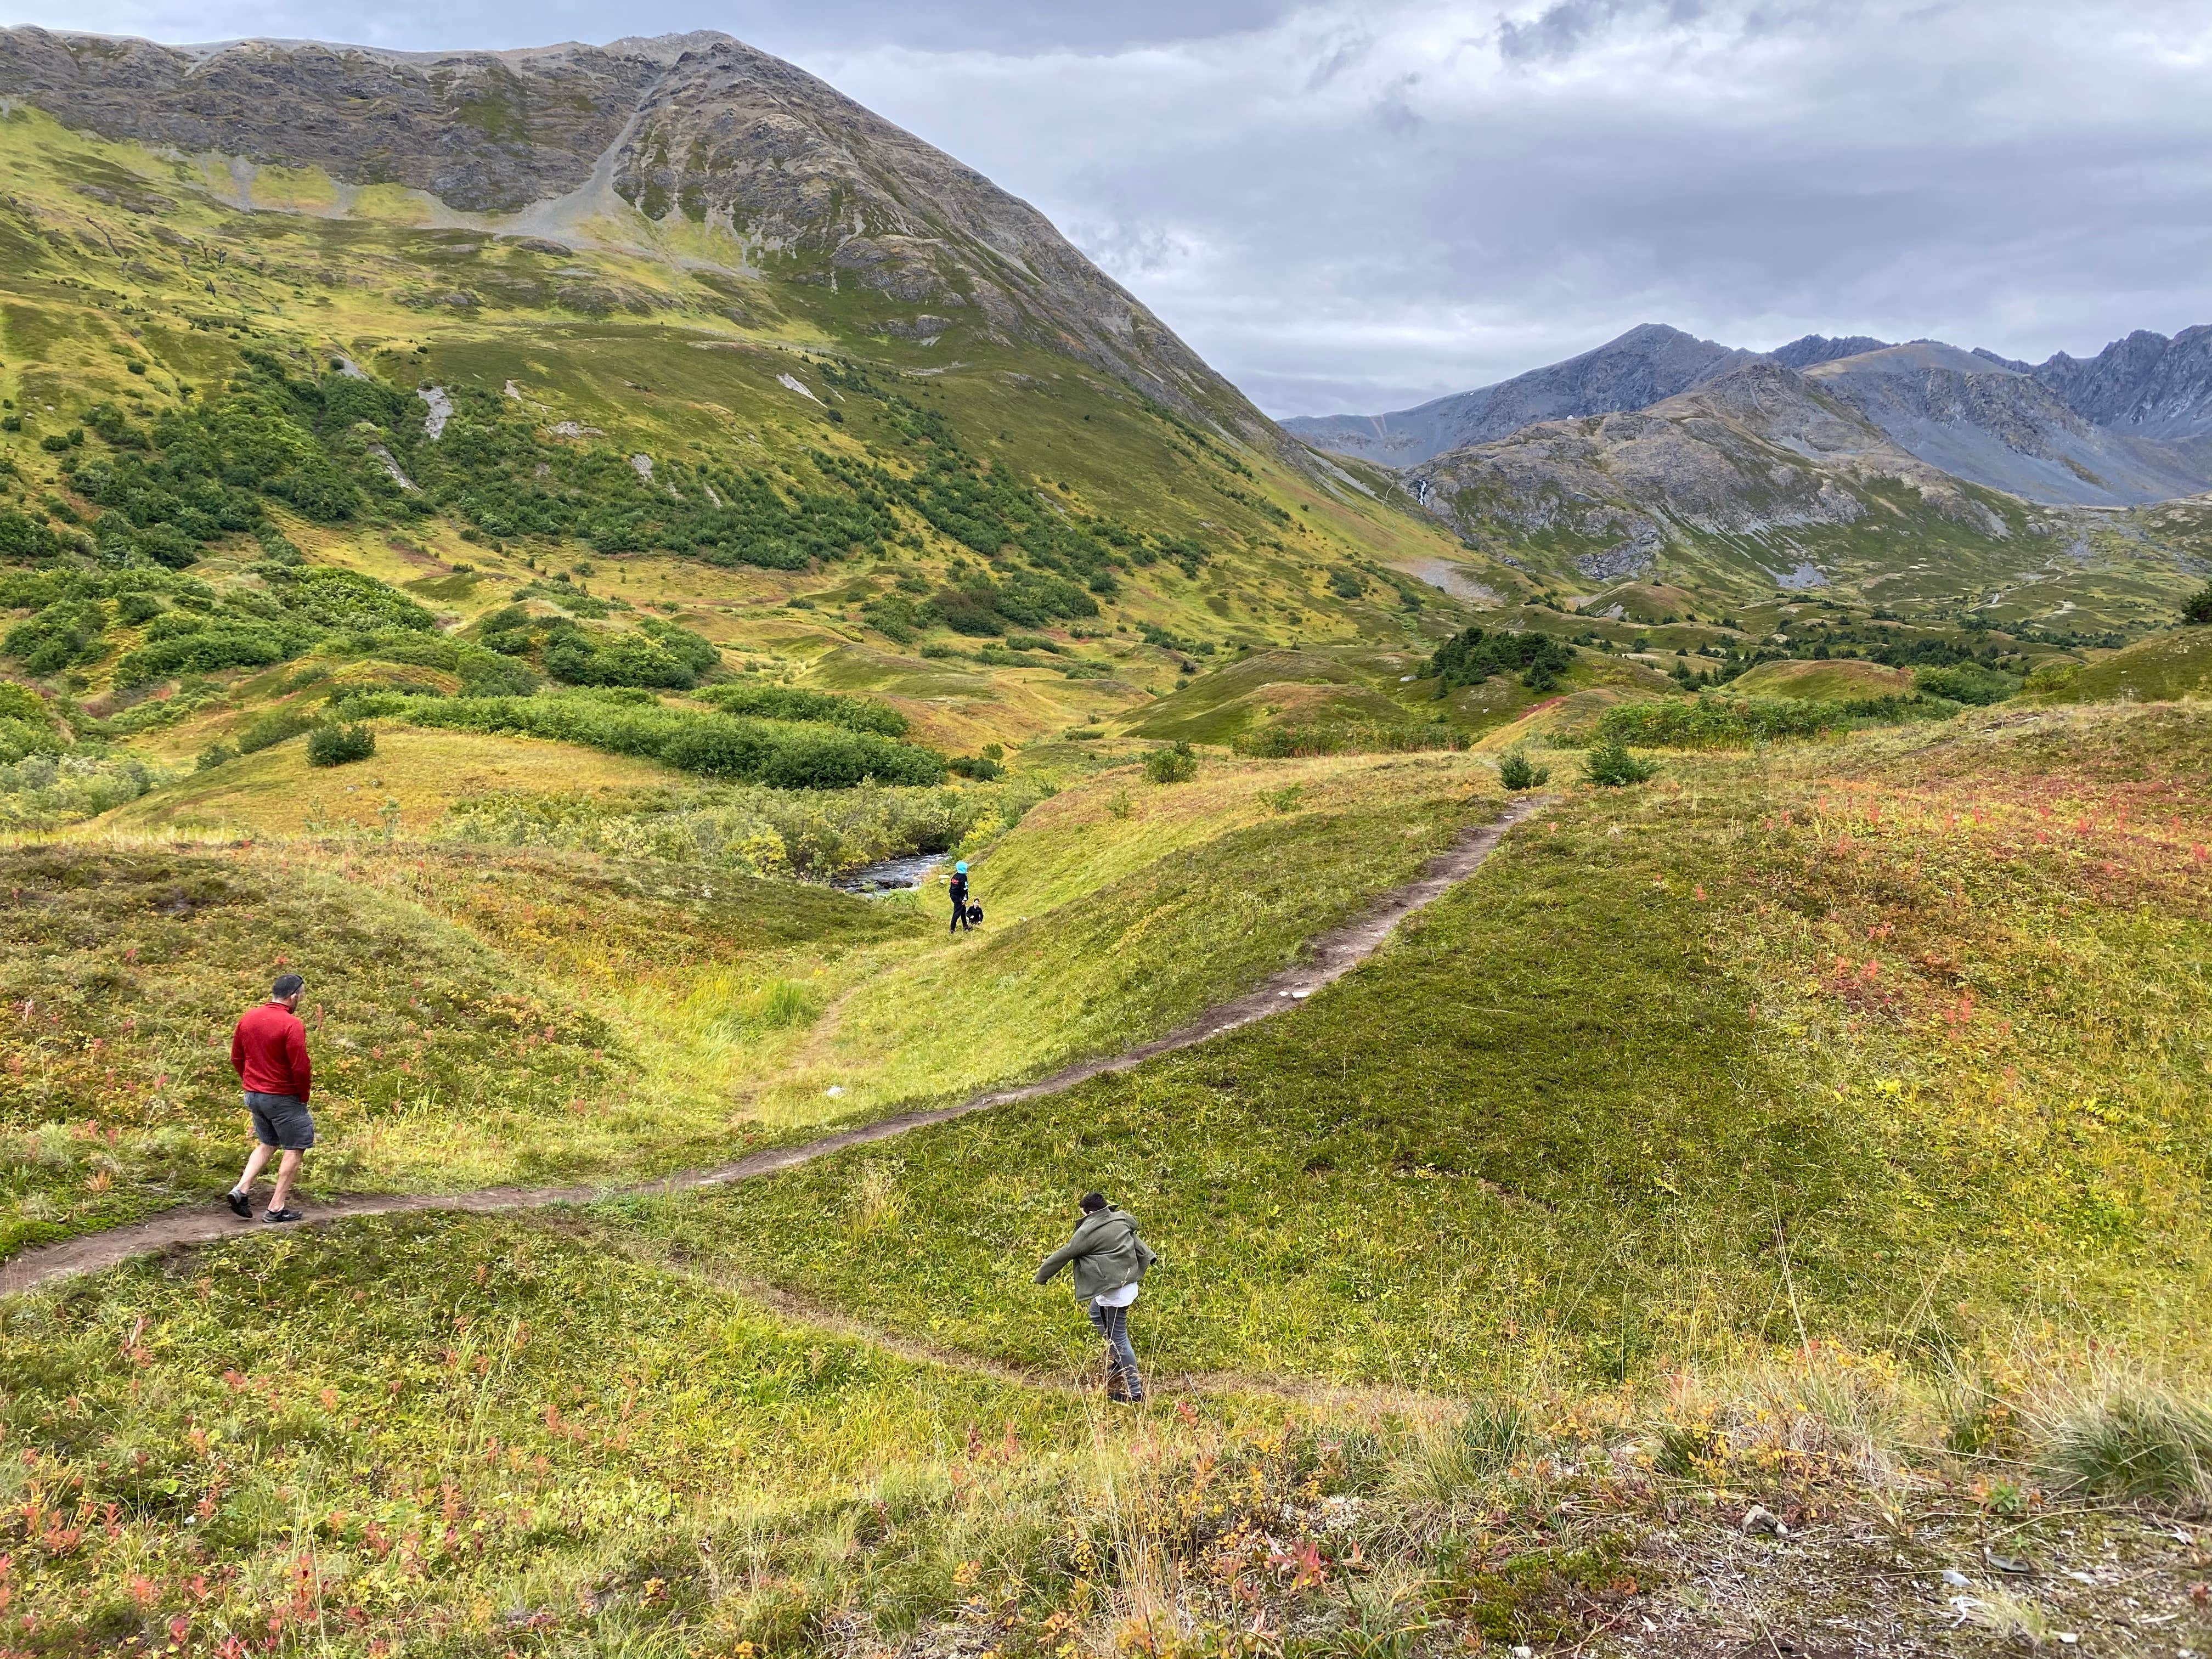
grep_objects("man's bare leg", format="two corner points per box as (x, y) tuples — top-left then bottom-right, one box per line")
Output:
(233, 1142), (273, 1196)
(266, 1148), (303, 1214)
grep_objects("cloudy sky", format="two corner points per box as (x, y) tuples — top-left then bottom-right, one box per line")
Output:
(14, 0), (2212, 416)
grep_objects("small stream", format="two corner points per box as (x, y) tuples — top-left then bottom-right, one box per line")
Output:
(833, 851), (949, 895)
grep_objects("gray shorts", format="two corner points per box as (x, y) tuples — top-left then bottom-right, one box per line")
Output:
(245, 1092), (315, 1151)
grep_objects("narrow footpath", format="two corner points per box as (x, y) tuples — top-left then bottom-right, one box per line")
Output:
(0, 795), (1546, 1296)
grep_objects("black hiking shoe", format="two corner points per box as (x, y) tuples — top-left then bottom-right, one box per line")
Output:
(224, 1190), (251, 1220)
(262, 1207), (304, 1224)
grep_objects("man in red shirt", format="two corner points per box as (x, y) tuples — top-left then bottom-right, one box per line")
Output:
(224, 973), (315, 1223)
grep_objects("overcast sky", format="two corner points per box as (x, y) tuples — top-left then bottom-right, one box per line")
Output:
(13, 0), (2212, 416)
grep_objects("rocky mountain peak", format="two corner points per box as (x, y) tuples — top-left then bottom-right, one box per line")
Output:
(0, 26), (1255, 433)
(2028, 325), (2212, 438)
(1280, 321), (1757, 469)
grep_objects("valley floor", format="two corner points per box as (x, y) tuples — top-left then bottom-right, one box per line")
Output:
(2, 704), (2210, 1656)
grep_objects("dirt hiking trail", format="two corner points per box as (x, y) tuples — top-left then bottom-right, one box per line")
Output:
(0, 797), (1545, 1296)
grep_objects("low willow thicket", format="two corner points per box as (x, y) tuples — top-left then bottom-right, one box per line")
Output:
(435, 777), (1048, 879)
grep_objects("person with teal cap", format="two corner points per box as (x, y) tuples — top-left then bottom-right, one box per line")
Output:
(947, 860), (973, 933)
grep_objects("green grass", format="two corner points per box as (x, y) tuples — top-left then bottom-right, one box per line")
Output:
(590, 704), (2212, 1390)
(2026, 623), (2212, 704)
(0, 1213), (1102, 1651)
(0, 840), (911, 1250)
(778, 763), (1500, 1121)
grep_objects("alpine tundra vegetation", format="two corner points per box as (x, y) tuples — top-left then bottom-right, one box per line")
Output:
(0, 24), (2205, 1659)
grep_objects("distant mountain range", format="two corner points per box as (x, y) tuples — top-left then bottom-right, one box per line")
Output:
(1285, 323), (2212, 508)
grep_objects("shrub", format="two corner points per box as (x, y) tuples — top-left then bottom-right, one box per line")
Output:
(756, 727), (944, 789)
(1233, 719), (1455, 759)
(234, 707), (318, 754)
(1915, 663), (2020, 706)
(659, 718), (775, 778)
(1144, 741), (1199, 784)
(1583, 739), (1657, 787)
(0, 507), (65, 563)
(306, 723), (376, 766)
(1431, 625), (1576, 694)
(696, 684), (909, 736)
(3, 601), (105, 673)
(1595, 692), (1949, 749)
(1498, 751), (1551, 791)
(2184, 583), (2212, 626)
(0, 684), (50, 726)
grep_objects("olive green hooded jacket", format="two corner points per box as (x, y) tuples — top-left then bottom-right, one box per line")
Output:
(1034, 1207), (1158, 1301)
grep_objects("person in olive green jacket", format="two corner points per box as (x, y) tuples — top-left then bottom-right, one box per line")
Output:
(1035, 1191), (1158, 1402)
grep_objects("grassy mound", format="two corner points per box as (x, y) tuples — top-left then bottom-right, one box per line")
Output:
(785, 760), (1500, 1120)
(1729, 658), (1916, 701)
(0, 839), (910, 1250)
(2027, 624), (2212, 704)
(600, 704), (2212, 1388)
(101, 724), (676, 834)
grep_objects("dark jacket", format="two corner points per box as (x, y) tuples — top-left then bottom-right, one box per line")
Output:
(1035, 1207), (1158, 1301)
(949, 873), (969, 905)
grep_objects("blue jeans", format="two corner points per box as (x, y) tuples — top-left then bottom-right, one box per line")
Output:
(1088, 1300), (1144, 1399)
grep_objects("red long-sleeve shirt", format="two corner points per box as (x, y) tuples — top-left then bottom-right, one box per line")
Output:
(232, 1002), (312, 1101)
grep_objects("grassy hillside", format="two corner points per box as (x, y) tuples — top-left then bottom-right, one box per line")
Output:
(0, 103), (1472, 730)
(1728, 657), (1916, 701)
(602, 703), (2212, 1389)
(0, 839), (917, 1251)
(2024, 623), (2212, 706)
(4, 702), (2210, 1654)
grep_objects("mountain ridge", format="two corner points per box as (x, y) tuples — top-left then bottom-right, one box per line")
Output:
(0, 26), (1277, 443)
(1294, 321), (2212, 509)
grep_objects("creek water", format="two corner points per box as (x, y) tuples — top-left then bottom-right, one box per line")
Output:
(833, 851), (949, 895)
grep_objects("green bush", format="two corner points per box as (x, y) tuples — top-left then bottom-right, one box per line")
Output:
(0, 507), (66, 563)
(407, 694), (944, 788)
(305, 723), (376, 766)
(541, 619), (720, 690)
(947, 754), (1003, 781)
(1431, 626), (1576, 694)
(3, 601), (105, 674)
(1595, 692), (1950, 749)
(695, 684), (909, 736)
(0, 684), (50, 726)
(1915, 663), (2020, 706)
(1582, 740), (1657, 787)
(2183, 584), (2212, 627)
(1232, 720), (1455, 759)
(234, 707), (318, 754)
(1498, 751), (1551, 791)
(1144, 741), (1199, 784)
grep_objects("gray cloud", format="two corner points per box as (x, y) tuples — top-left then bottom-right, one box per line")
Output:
(12, 0), (2212, 418)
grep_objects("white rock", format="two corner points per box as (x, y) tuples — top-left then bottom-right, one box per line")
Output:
(417, 385), (453, 441)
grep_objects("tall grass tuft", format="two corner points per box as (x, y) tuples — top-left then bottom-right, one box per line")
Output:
(2034, 1383), (2212, 1513)
(1395, 1397), (1543, 1504)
